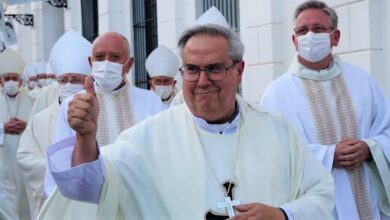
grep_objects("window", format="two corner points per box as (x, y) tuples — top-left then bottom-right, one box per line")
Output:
(133, 0), (157, 89)
(81, 0), (98, 43)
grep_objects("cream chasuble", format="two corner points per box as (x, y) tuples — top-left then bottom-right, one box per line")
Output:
(261, 55), (390, 220)
(38, 96), (334, 220)
(29, 84), (58, 117)
(17, 100), (59, 219)
(0, 90), (33, 220)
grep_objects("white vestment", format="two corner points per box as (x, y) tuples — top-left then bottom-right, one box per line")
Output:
(29, 84), (58, 118)
(28, 86), (43, 100)
(0, 90), (33, 220)
(38, 96), (334, 220)
(17, 100), (59, 219)
(261, 56), (390, 220)
(40, 83), (164, 213)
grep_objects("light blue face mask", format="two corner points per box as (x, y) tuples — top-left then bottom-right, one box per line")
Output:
(91, 58), (130, 92)
(297, 31), (333, 62)
(4, 80), (20, 96)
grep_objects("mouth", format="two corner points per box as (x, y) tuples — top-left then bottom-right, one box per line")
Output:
(193, 89), (218, 94)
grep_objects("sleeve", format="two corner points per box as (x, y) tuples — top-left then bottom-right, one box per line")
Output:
(279, 124), (335, 220)
(0, 123), (4, 145)
(52, 95), (76, 143)
(261, 89), (336, 171)
(17, 116), (46, 201)
(46, 136), (104, 203)
(365, 79), (390, 161)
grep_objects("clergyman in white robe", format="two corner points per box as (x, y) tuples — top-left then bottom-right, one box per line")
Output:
(0, 88), (33, 220)
(17, 100), (59, 218)
(38, 96), (334, 220)
(260, 55), (390, 220)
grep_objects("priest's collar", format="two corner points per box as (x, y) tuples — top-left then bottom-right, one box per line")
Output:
(289, 55), (343, 81)
(192, 103), (240, 135)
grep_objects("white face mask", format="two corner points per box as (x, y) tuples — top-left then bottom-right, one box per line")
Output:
(28, 81), (37, 90)
(297, 31), (332, 62)
(4, 80), (20, 96)
(38, 79), (46, 87)
(91, 60), (128, 92)
(58, 83), (84, 102)
(154, 85), (173, 100)
(45, 78), (53, 86)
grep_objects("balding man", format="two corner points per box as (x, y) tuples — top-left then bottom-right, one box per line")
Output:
(44, 31), (164, 196)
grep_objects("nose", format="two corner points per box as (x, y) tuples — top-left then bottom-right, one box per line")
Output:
(196, 70), (212, 86)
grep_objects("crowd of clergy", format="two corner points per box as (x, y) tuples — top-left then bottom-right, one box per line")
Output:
(0, 1), (389, 220)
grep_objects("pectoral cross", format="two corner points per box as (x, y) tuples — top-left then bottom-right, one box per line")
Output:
(218, 196), (240, 217)
(205, 182), (240, 220)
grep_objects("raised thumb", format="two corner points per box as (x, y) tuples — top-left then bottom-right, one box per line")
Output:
(85, 76), (95, 94)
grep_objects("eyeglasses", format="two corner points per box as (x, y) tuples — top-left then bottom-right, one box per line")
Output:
(179, 62), (238, 82)
(294, 25), (334, 36)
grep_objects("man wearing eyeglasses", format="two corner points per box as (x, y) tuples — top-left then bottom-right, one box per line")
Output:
(260, 1), (390, 220)
(39, 7), (334, 220)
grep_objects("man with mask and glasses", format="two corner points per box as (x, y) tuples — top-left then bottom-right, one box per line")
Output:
(0, 48), (33, 220)
(260, 1), (390, 219)
(17, 29), (92, 219)
(146, 45), (180, 109)
(38, 7), (333, 220)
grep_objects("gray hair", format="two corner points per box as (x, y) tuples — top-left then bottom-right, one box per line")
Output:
(178, 24), (244, 62)
(294, 0), (338, 28)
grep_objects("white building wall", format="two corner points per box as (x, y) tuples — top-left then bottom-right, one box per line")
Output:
(64, 0), (82, 33)
(239, 0), (390, 103)
(156, 0), (197, 89)
(6, 1), (65, 65)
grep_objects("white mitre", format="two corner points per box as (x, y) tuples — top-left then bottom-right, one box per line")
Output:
(34, 61), (47, 74)
(46, 62), (54, 74)
(49, 29), (92, 77)
(195, 6), (229, 28)
(145, 45), (180, 78)
(0, 48), (25, 76)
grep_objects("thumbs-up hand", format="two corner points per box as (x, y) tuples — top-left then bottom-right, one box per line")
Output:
(67, 76), (100, 137)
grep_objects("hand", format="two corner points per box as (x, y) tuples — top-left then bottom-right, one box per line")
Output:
(69, 76), (99, 166)
(228, 203), (286, 220)
(4, 118), (19, 134)
(334, 138), (371, 170)
(333, 138), (358, 168)
(12, 118), (27, 134)
(67, 76), (99, 137)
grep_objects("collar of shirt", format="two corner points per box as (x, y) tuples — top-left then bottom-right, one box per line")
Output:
(191, 107), (240, 134)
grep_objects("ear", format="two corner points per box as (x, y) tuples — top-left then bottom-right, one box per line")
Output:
(331, 29), (341, 47)
(173, 80), (177, 87)
(88, 56), (92, 67)
(123, 57), (134, 74)
(292, 34), (298, 51)
(236, 61), (245, 83)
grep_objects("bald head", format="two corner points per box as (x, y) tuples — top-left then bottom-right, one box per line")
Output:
(92, 32), (130, 58)
(89, 32), (134, 75)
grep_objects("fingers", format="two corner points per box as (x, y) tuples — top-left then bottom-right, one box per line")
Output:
(338, 137), (358, 145)
(230, 203), (285, 220)
(235, 203), (256, 212)
(85, 76), (95, 95)
(67, 90), (99, 136)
